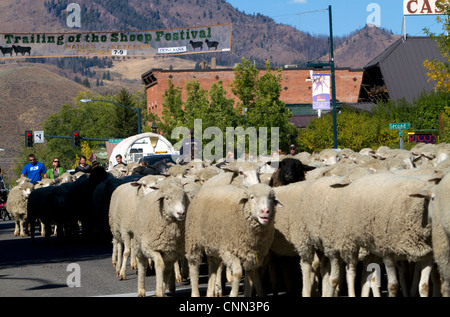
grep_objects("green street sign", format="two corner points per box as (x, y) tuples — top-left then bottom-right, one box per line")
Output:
(389, 123), (410, 130)
(108, 138), (123, 143)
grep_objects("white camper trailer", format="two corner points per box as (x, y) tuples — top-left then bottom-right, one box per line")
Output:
(108, 133), (178, 170)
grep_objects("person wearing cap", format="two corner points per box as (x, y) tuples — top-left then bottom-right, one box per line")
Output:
(289, 144), (297, 156)
(179, 129), (202, 163)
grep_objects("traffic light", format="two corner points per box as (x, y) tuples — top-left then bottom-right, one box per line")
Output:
(72, 130), (81, 147)
(25, 130), (33, 147)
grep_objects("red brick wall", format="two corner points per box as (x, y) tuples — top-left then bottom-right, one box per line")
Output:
(144, 68), (363, 119)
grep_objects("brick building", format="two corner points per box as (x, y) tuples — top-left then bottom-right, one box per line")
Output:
(141, 66), (364, 127)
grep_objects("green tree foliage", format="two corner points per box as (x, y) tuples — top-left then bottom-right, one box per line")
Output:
(110, 88), (141, 138)
(12, 89), (145, 178)
(298, 107), (398, 152)
(153, 58), (296, 157)
(247, 61), (296, 152)
(298, 91), (449, 153)
(424, 0), (450, 92)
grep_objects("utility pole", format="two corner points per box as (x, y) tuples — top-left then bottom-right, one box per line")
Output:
(307, 5), (338, 149)
(328, 5), (338, 149)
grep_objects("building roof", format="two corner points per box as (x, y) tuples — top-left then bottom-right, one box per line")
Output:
(363, 36), (446, 103)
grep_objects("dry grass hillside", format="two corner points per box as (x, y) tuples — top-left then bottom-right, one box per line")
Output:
(0, 63), (91, 181)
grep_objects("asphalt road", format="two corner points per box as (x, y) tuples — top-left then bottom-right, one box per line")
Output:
(0, 219), (196, 297)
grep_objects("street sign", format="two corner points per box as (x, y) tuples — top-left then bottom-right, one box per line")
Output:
(389, 123), (410, 130)
(34, 131), (44, 143)
(108, 139), (123, 143)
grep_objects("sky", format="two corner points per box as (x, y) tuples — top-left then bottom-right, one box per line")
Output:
(226, 0), (445, 37)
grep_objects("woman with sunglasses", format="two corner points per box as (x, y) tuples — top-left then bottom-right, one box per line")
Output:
(47, 158), (64, 180)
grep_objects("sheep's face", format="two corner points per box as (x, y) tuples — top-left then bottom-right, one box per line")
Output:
(161, 189), (187, 222)
(245, 185), (282, 226)
(321, 155), (339, 166)
(142, 184), (158, 195)
(22, 187), (33, 198)
(239, 168), (260, 188)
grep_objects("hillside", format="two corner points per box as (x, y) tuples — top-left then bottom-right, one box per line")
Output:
(0, 64), (91, 180)
(0, 0), (404, 181)
(330, 26), (401, 69)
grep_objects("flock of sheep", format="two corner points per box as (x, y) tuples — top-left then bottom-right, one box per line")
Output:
(5, 141), (450, 297)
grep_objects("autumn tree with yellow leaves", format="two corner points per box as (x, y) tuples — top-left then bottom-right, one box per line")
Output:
(424, 0), (450, 92)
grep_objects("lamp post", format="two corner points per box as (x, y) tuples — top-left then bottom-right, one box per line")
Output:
(80, 99), (142, 135)
(306, 5), (338, 149)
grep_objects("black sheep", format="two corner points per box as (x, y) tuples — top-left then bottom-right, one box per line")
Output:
(205, 39), (219, 50)
(269, 158), (316, 187)
(190, 40), (203, 51)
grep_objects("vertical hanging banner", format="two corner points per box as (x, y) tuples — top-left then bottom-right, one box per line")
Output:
(312, 73), (331, 110)
(0, 23), (232, 59)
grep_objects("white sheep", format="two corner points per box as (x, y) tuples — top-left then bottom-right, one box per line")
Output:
(273, 173), (433, 297)
(6, 182), (35, 237)
(132, 178), (188, 297)
(331, 173), (433, 297)
(422, 171), (450, 296)
(109, 175), (161, 280)
(185, 183), (282, 297)
(201, 161), (261, 188)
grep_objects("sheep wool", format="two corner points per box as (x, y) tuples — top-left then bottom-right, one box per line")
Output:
(109, 175), (159, 279)
(185, 183), (281, 297)
(7, 182), (35, 237)
(132, 179), (187, 297)
(429, 172), (450, 297)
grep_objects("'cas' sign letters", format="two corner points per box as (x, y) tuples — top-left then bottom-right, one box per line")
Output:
(403, 0), (445, 15)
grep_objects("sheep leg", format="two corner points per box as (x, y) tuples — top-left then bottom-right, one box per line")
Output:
(207, 257), (220, 297)
(345, 259), (358, 297)
(188, 261), (201, 297)
(166, 262), (176, 294)
(410, 258), (433, 297)
(431, 264), (441, 297)
(152, 252), (166, 297)
(119, 238), (131, 280)
(115, 241), (123, 277)
(112, 238), (118, 268)
(40, 220), (46, 237)
(20, 219), (27, 237)
(214, 262), (224, 297)
(137, 254), (148, 297)
(245, 269), (264, 297)
(14, 220), (20, 236)
(360, 256), (381, 297)
(397, 260), (410, 297)
(300, 258), (313, 297)
(174, 261), (182, 283)
(130, 239), (137, 270)
(324, 254), (340, 297)
(229, 259), (243, 297)
(383, 257), (399, 297)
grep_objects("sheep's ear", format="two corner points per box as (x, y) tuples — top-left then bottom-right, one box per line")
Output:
(330, 177), (351, 188)
(274, 197), (283, 208)
(130, 181), (141, 187)
(410, 188), (433, 200)
(238, 195), (248, 205)
(302, 164), (316, 172)
(221, 165), (237, 173)
(428, 171), (444, 184)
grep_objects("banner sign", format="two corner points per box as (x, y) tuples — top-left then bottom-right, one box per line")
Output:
(312, 73), (331, 110)
(408, 132), (438, 144)
(0, 23), (232, 59)
(403, 0), (444, 15)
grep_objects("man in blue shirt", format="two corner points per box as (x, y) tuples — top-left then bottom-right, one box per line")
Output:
(21, 154), (47, 183)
